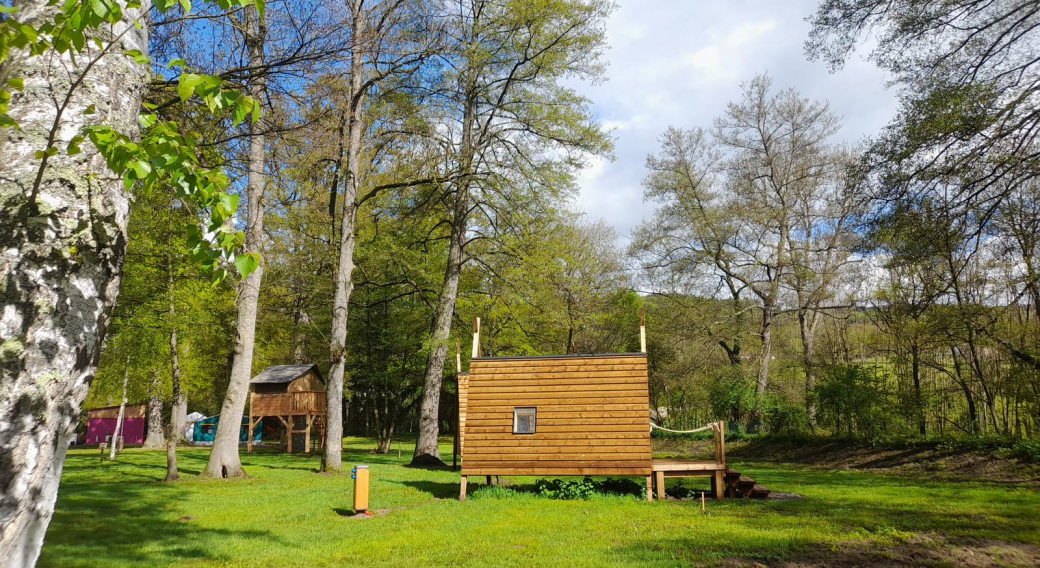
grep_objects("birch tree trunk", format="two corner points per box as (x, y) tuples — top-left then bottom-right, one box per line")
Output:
(109, 359), (131, 460)
(142, 371), (166, 449)
(323, 0), (366, 473)
(0, 1), (147, 565)
(202, 11), (267, 479)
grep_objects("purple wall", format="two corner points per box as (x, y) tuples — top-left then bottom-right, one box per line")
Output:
(86, 417), (145, 445)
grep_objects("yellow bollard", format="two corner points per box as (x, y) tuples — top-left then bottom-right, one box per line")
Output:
(351, 465), (370, 515)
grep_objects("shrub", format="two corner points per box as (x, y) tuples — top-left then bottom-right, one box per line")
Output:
(763, 397), (810, 434)
(535, 477), (598, 500)
(534, 477), (642, 500)
(811, 364), (888, 438)
(1012, 438), (1040, 463)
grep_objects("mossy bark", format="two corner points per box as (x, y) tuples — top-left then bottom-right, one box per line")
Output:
(0, 2), (147, 565)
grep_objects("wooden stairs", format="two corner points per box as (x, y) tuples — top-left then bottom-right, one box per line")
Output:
(723, 468), (770, 499)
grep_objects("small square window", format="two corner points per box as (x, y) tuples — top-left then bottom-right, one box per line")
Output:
(513, 407), (536, 434)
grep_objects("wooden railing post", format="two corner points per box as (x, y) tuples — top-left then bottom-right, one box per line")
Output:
(719, 420), (726, 466)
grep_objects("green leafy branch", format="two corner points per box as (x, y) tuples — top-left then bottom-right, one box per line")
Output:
(0, 0), (265, 280)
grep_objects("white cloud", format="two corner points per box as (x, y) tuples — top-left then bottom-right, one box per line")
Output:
(569, 0), (899, 243)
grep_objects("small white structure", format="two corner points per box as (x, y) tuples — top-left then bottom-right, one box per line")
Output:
(184, 412), (206, 441)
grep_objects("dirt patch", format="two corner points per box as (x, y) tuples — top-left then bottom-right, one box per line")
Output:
(654, 438), (1040, 485)
(722, 535), (1040, 568)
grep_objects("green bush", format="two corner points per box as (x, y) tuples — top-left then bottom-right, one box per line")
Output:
(535, 477), (598, 500)
(1012, 438), (1040, 463)
(534, 477), (642, 500)
(811, 364), (888, 438)
(763, 397), (810, 434)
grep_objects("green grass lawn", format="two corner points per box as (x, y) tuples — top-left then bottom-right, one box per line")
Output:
(39, 437), (1040, 567)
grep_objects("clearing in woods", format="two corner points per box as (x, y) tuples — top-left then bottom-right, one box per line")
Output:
(39, 437), (1040, 568)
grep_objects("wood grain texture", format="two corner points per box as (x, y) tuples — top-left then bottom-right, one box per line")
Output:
(462, 354), (651, 476)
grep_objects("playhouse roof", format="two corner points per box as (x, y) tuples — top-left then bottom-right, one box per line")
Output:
(86, 404), (147, 419)
(250, 364), (322, 385)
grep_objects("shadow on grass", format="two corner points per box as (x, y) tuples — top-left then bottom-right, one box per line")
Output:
(614, 470), (1040, 567)
(39, 475), (281, 568)
(396, 480), (459, 499)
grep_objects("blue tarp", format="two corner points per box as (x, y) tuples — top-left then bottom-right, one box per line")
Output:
(192, 415), (261, 444)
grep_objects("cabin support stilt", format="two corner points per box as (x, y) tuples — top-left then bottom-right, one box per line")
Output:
(459, 476), (468, 502)
(646, 476), (653, 502)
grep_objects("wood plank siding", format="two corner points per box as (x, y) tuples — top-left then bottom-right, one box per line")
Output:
(461, 354), (652, 476)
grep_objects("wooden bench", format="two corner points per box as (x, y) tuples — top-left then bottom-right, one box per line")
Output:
(650, 459), (727, 500)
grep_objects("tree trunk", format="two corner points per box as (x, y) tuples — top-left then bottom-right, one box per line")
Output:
(412, 65), (479, 466)
(202, 12), (266, 479)
(911, 343), (925, 435)
(142, 371), (166, 449)
(109, 356), (131, 460)
(0, 2), (147, 564)
(323, 2), (365, 473)
(757, 301), (775, 397)
(799, 309), (820, 424)
(412, 181), (470, 465)
(165, 326), (182, 482)
(174, 393), (187, 443)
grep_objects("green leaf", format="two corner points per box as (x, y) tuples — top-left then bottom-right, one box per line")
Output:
(234, 252), (260, 278)
(233, 97), (250, 125)
(177, 73), (204, 102)
(178, 0), (192, 13)
(129, 159), (152, 178)
(152, 0), (176, 12)
(84, 104), (96, 115)
(168, 58), (186, 69)
(124, 49), (150, 65)
(34, 150), (45, 159)
(0, 5), (19, 13)
(7, 78), (23, 91)
(254, 0), (265, 20)
(67, 142), (81, 156)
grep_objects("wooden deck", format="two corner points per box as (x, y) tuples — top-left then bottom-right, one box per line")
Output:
(247, 390), (326, 454)
(650, 459), (728, 501)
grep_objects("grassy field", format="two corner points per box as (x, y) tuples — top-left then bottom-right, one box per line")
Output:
(40, 437), (1040, 568)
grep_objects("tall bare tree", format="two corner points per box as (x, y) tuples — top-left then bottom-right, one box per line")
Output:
(637, 75), (842, 407)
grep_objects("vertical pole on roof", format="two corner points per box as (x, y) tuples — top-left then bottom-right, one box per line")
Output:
(639, 308), (647, 353)
(471, 317), (481, 359)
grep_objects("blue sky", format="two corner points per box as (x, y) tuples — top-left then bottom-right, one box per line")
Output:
(569, 0), (899, 241)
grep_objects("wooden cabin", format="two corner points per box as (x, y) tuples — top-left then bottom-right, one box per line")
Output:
(458, 315), (729, 502)
(248, 364), (327, 453)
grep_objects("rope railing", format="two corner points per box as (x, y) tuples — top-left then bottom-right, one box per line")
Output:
(649, 420), (727, 464)
(649, 423), (715, 434)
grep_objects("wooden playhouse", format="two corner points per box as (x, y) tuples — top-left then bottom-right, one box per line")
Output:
(458, 315), (743, 501)
(248, 364), (327, 453)
(85, 404), (147, 445)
